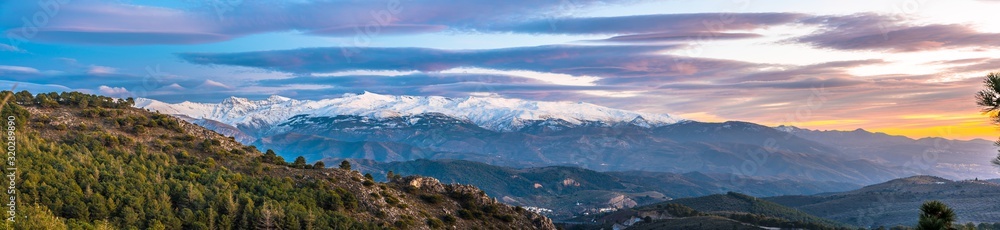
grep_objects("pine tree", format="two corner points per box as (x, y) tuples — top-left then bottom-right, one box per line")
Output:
(13, 90), (33, 104)
(15, 204), (68, 230)
(303, 210), (316, 230)
(263, 149), (286, 165)
(292, 156), (307, 169)
(257, 201), (283, 230)
(339, 160), (352, 170)
(313, 161), (325, 169)
(238, 198), (256, 230)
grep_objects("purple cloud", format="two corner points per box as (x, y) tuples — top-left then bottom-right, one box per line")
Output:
(938, 58), (1000, 74)
(598, 32), (763, 43)
(725, 59), (885, 83)
(1, 0), (635, 45)
(795, 13), (1000, 52)
(1, 1), (806, 45)
(495, 13), (807, 35)
(1, 0), (232, 45)
(258, 73), (540, 87)
(178, 45), (705, 78)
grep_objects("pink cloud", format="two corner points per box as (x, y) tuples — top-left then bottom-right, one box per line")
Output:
(87, 65), (117, 75)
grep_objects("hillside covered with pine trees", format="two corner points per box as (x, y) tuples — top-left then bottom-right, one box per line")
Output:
(0, 91), (554, 230)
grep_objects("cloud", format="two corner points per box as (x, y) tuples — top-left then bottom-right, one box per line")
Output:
(1, 0), (232, 45)
(0, 0), (806, 45)
(0, 65), (40, 74)
(254, 71), (617, 101)
(27, 29), (231, 45)
(658, 77), (867, 90)
(87, 65), (117, 75)
(945, 58), (1000, 72)
(0, 80), (72, 93)
(179, 43), (780, 99)
(97, 85), (130, 98)
(158, 83), (186, 91)
(0, 43), (24, 52)
(178, 45), (701, 79)
(0, 0), (631, 45)
(305, 24), (449, 36)
(196, 79), (235, 90)
(0, 65), (159, 91)
(495, 13), (807, 34)
(6, 0), (997, 58)
(725, 59), (885, 83)
(795, 13), (1000, 52)
(56, 58), (79, 66)
(258, 73), (540, 87)
(598, 32), (763, 43)
(439, 67), (600, 86)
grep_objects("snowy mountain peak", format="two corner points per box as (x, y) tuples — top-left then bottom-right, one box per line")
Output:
(221, 96), (251, 105)
(774, 125), (802, 133)
(136, 93), (684, 132)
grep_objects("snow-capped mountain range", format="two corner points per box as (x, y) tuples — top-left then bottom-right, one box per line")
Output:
(130, 92), (1000, 183)
(134, 91), (684, 132)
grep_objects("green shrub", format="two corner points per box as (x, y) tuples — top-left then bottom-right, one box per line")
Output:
(426, 218), (445, 229)
(420, 194), (443, 204)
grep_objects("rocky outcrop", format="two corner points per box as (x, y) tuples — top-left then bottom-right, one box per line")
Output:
(396, 176), (557, 230)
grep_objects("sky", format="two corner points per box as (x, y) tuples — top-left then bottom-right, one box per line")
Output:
(1, 0), (999, 140)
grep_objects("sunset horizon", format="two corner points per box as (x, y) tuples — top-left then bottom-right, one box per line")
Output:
(5, 0), (1000, 142)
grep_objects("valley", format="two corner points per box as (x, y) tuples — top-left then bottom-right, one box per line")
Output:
(561, 176), (1000, 229)
(352, 159), (861, 219)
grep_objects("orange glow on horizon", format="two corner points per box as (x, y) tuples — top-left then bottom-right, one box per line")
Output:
(760, 113), (1000, 141)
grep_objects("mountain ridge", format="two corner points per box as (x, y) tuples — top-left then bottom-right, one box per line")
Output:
(774, 125), (1000, 180)
(765, 175), (1000, 227)
(135, 92), (683, 135)
(775, 125), (992, 142)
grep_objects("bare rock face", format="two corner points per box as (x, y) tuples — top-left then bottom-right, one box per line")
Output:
(402, 175), (446, 193)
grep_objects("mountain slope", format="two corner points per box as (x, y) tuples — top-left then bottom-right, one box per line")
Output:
(663, 192), (845, 227)
(354, 159), (660, 219)
(351, 159), (862, 220)
(656, 121), (842, 156)
(1, 91), (554, 230)
(765, 175), (1000, 227)
(562, 193), (850, 230)
(606, 171), (861, 198)
(776, 126), (1000, 180)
